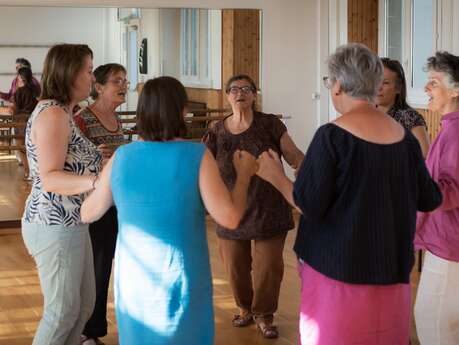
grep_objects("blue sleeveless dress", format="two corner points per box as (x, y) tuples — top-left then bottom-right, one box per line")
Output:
(111, 141), (214, 345)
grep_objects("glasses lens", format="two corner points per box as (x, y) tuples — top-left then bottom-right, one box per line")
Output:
(110, 79), (128, 86)
(229, 86), (253, 94)
(229, 86), (239, 94)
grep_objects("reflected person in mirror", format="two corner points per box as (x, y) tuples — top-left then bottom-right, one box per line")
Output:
(74, 63), (128, 345)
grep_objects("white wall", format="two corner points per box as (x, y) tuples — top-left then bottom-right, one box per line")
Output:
(0, 6), (115, 91)
(0, 0), (324, 151)
(103, 8), (122, 65)
(260, 1), (320, 149)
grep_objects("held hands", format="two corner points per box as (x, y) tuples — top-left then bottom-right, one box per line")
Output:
(97, 144), (114, 166)
(256, 149), (286, 186)
(233, 150), (259, 180)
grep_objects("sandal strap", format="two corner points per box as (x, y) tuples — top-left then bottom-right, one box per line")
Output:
(232, 313), (254, 327)
(257, 323), (279, 338)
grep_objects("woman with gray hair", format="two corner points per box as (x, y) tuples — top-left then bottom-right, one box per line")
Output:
(256, 43), (441, 344)
(414, 51), (459, 345)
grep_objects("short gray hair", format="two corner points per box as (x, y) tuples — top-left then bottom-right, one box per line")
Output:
(327, 43), (383, 102)
(426, 51), (459, 91)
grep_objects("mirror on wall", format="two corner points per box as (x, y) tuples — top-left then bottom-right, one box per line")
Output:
(0, 6), (261, 222)
(0, 6), (261, 111)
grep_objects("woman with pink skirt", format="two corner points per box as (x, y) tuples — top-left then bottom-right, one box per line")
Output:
(257, 43), (442, 345)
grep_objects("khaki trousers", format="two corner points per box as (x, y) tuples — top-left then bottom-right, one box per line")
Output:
(218, 232), (287, 323)
(22, 222), (96, 345)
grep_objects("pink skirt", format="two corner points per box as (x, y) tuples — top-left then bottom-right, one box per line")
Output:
(298, 261), (411, 345)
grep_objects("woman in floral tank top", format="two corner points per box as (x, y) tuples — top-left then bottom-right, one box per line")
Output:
(21, 44), (102, 345)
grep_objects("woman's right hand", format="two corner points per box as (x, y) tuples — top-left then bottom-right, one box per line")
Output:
(97, 144), (114, 166)
(256, 149), (286, 186)
(233, 150), (258, 180)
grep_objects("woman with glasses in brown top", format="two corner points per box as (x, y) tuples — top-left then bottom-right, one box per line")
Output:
(204, 74), (304, 339)
(74, 63), (127, 345)
(376, 58), (430, 157)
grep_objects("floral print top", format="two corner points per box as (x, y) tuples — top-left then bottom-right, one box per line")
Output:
(23, 100), (102, 227)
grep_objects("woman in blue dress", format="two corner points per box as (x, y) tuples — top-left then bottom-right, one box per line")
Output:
(80, 76), (258, 345)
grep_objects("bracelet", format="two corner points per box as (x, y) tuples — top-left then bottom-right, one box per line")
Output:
(91, 174), (99, 190)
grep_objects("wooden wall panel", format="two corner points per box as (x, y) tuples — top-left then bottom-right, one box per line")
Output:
(222, 10), (235, 93)
(233, 10), (260, 88)
(416, 108), (442, 141)
(188, 10), (260, 111)
(348, 0), (378, 52)
(222, 9), (260, 109)
(186, 88), (223, 109)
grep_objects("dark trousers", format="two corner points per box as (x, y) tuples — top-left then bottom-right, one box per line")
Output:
(218, 232), (287, 323)
(83, 206), (118, 338)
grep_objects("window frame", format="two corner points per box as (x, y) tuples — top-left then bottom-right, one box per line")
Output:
(179, 9), (221, 89)
(379, 0), (439, 108)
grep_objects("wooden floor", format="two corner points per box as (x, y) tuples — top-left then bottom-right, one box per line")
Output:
(0, 158), (421, 345)
(0, 155), (29, 225)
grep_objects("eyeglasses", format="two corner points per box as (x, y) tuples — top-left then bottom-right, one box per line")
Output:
(108, 78), (130, 87)
(227, 86), (255, 95)
(323, 76), (333, 89)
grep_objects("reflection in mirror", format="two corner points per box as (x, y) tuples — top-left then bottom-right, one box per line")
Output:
(0, 6), (261, 222)
(0, 7), (261, 111)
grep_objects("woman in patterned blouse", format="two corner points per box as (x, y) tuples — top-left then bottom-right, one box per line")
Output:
(376, 58), (430, 157)
(21, 44), (102, 345)
(75, 63), (127, 345)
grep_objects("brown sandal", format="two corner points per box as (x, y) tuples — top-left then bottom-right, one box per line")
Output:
(232, 313), (254, 327)
(257, 322), (279, 339)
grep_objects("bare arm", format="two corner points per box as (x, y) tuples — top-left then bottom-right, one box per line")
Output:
(411, 126), (430, 158)
(257, 149), (301, 213)
(32, 105), (95, 195)
(199, 149), (257, 229)
(280, 132), (304, 170)
(81, 155), (115, 223)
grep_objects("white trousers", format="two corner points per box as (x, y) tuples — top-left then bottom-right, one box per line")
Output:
(414, 251), (459, 345)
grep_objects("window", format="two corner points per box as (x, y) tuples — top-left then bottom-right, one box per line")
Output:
(384, 0), (403, 62)
(118, 8), (140, 22)
(180, 9), (221, 88)
(380, 0), (437, 107)
(411, 0), (434, 89)
(127, 28), (138, 91)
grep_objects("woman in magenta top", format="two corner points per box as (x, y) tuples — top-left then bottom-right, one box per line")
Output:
(414, 51), (459, 345)
(0, 58), (40, 102)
